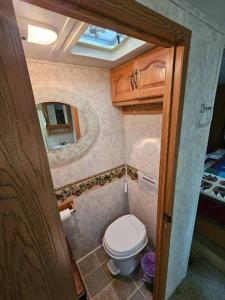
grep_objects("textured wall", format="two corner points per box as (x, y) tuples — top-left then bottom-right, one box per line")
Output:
(136, 0), (224, 298)
(61, 179), (127, 260)
(27, 59), (127, 260)
(124, 115), (162, 244)
(27, 59), (125, 188)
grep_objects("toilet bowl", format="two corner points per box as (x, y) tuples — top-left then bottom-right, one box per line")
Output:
(103, 214), (148, 276)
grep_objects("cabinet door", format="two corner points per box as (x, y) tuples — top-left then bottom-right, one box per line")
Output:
(135, 48), (168, 99)
(111, 62), (136, 103)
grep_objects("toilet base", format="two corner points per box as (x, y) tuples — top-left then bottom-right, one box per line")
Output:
(107, 256), (138, 276)
(107, 259), (120, 276)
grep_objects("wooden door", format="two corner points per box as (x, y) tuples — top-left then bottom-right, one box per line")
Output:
(0, 1), (77, 299)
(135, 48), (168, 99)
(111, 61), (136, 102)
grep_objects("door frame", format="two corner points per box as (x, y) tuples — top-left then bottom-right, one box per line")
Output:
(21, 1), (191, 299)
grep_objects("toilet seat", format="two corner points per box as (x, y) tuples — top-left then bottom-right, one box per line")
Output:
(103, 215), (147, 260)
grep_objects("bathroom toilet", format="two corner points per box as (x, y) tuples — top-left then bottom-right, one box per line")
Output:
(103, 214), (148, 276)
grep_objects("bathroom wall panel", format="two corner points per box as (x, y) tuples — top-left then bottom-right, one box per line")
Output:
(27, 59), (127, 260)
(61, 179), (127, 260)
(27, 59), (125, 188)
(128, 178), (158, 245)
(136, 0), (224, 298)
(124, 114), (162, 245)
(124, 114), (162, 175)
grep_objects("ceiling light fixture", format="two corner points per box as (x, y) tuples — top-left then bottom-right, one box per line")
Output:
(27, 24), (57, 45)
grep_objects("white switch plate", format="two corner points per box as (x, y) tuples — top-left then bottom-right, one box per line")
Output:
(138, 170), (158, 193)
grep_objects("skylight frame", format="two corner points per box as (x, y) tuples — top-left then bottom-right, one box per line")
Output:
(78, 25), (127, 50)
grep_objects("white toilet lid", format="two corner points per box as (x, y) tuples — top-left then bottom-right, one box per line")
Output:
(104, 215), (147, 254)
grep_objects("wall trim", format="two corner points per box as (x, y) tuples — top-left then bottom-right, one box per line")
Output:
(55, 164), (140, 200)
(127, 165), (138, 181)
(55, 165), (125, 200)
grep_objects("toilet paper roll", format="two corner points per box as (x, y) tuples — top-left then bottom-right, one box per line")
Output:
(60, 209), (71, 222)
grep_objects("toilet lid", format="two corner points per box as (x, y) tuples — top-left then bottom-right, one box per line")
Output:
(104, 215), (146, 254)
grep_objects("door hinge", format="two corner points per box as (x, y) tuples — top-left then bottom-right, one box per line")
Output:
(163, 212), (172, 224)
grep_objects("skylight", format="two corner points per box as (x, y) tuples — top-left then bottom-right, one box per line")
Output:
(78, 25), (126, 50)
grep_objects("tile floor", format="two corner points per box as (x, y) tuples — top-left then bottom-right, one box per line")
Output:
(77, 245), (153, 300)
(77, 243), (225, 300)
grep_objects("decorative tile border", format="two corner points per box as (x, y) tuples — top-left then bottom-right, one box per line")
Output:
(127, 165), (138, 181)
(55, 165), (126, 201)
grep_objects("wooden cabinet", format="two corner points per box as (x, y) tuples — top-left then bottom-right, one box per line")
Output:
(111, 47), (168, 105)
(111, 62), (136, 102)
(135, 49), (166, 99)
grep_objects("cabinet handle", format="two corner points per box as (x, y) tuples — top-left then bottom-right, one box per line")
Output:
(130, 71), (135, 91)
(134, 69), (138, 89)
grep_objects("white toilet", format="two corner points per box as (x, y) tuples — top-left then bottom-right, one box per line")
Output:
(103, 214), (148, 276)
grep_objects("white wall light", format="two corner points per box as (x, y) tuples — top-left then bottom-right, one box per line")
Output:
(27, 24), (57, 45)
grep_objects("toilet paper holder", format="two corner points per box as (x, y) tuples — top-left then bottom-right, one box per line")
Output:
(58, 196), (76, 213)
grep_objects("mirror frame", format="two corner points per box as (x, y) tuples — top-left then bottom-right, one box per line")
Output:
(33, 87), (99, 168)
(42, 102), (74, 134)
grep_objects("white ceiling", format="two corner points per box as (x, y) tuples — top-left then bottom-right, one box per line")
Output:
(13, 0), (154, 69)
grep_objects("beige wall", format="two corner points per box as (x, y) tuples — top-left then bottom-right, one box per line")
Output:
(124, 114), (162, 244)
(27, 59), (128, 259)
(27, 59), (125, 188)
(62, 179), (127, 260)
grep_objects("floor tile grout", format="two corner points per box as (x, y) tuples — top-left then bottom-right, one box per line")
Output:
(78, 244), (153, 300)
(138, 286), (147, 300)
(129, 274), (140, 289)
(80, 258), (109, 280)
(127, 286), (140, 299)
(76, 244), (103, 264)
(91, 281), (119, 300)
(94, 251), (104, 266)
(82, 265), (99, 279)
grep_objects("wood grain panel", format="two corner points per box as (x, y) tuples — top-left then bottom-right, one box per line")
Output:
(111, 62), (135, 102)
(71, 107), (81, 140)
(112, 47), (167, 104)
(21, 0), (191, 47)
(113, 97), (163, 107)
(135, 48), (167, 98)
(154, 42), (190, 300)
(0, 1), (76, 299)
(123, 102), (163, 115)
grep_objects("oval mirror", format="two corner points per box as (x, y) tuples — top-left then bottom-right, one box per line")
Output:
(36, 102), (84, 150)
(34, 87), (99, 169)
